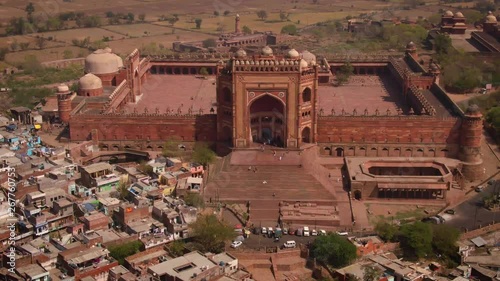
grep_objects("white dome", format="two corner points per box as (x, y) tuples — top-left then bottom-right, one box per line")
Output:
(57, 84), (69, 93)
(454, 12), (464, 18)
(235, 48), (247, 58)
(79, 73), (103, 90)
(299, 59), (308, 69)
(261, 46), (273, 56)
(444, 10), (454, 17)
(85, 49), (124, 75)
(486, 12), (497, 23)
(287, 49), (299, 58)
(301, 50), (316, 64)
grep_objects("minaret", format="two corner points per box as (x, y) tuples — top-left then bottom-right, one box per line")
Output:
(235, 14), (241, 34)
(405, 41), (418, 60)
(57, 84), (73, 123)
(459, 104), (484, 181)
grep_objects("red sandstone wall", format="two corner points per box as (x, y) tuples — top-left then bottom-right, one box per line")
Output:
(317, 117), (461, 145)
(69, 114), (217, 142)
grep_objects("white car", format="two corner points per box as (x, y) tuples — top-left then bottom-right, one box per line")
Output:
(336, 231), (348, 236)
(303, 226), (310, 237)
(230, 241), (243, 248)
(319, 229), (327, 236)
(261, 227), (267, 234)
(311, 229), (318, 236)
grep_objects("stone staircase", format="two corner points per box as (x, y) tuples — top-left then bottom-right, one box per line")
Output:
(205, 150), (336, 226)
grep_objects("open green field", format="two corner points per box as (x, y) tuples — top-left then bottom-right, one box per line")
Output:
(103, 23), (173, 37)
(5, 46), (89, 65)
(40, 27), (125, 42)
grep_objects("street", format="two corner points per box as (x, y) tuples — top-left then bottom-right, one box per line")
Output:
(442, 181), (500, 231)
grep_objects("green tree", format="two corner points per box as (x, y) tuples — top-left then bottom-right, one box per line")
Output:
(400, 221), (433, 259)
(138, 13), (146, 22)
(434, 34), (452, 55)
(138, 161), (154, 175)
(108, 240), (142, 265)
(116, 179), (129, 200)
(189, 214), (235, 253)
(168, 16), (179, 26)
(184, 193), (205, 208)
(199, 67), (209, 76)
(431, 224), (460, 261)
(19, 42), (30, 50)
(202, 38), (217, 48)
(242, 25), (252, 34)
(486, 106), (500, 131)
(195, 18), (202, 29)
(256, 10), (268, 21)
(25, 3), (35, 22)
(35, 36), (47, 49)
(162, 139), (182, 159)
(168, 240), (185, 257)
(105, 11), (115, 18)
(21, 54), (42, 73)
(279, 11), (289, 21)
(475, 0), (496, 13)
(337, 62), (353, 85)
(0, 48), (9, 61)
(363, 265), (382, 281)
(311, 234), (357, 268)
(223, 10), (230, 16)
(126, 12), (135, 23)
(192, 142), (216, 167)
(375, 220), (398, 242)
(214, 11), (220, 16)
(281, 24), (297, 35)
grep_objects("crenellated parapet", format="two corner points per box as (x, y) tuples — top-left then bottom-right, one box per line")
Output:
(408, 85), (437, 116)
(325, 54), (391, 63)
(148, 52), (233, 62)
(317, 114), (458, 121)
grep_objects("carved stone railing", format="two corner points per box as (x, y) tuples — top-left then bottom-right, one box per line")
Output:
(408, 85), (436, 116)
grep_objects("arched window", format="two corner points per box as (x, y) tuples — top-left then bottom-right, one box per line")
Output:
(302, 88), (311, 103)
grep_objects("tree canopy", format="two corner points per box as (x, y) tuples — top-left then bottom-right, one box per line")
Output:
(189, 214), (235, 253)
(108, 240), (142, 265)
(202, 38), (217, 48)
(281, 24), (298, 35)
(311, 234), (357, 268)
(431, 224), (460, 261)
(192, 142), (216, 166)
(257, 10), (268, 20)
(375, 220), (398, 242)
(400, 221), (433, 259)
(195, 18), (202, 29)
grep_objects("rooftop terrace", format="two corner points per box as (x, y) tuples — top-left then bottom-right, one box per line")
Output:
(124, 75), (217, 115)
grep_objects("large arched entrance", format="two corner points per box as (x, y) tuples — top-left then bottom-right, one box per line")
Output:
(249, 94), (285, 147)
(301, 127), (311, 143)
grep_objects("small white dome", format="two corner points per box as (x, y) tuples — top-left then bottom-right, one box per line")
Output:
(454, 12), (464, 18)
(261, 46), (273, 56)
(486, 12), (497, 23)
(79, 73), (103, 90)
(57, 84), (69, 93)
(299, 59), (308, 69)
(287, 49), (299, 58)
(235, 48), (247, 58)
(301, 50), (316, 64)
(85, 49), (124, 75)
(444, 10), (454, 17)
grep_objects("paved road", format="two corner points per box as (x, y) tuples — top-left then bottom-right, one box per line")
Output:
(442, 181), (500, 231)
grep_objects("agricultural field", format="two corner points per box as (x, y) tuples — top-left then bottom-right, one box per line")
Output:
(0, 34), (64, 49)
(103, 23), (173, 37)
(5, 46), (89, 65)
(39, 28), (125, 43)
(106, 31), (217, 55)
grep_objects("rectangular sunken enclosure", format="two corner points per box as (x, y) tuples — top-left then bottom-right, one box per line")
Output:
(345, 157), (457, 201)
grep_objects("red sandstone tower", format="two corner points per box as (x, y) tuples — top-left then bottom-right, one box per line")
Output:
(57, 84), (73, 123)
(459, 104), (484, 181)
(405, 42), (418, 60)
(235, 14), (241, 34)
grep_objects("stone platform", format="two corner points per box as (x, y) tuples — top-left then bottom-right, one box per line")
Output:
(205, 150), (338, 226)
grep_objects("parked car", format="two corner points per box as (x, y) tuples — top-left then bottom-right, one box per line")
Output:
(311, 229), (318, 236)
(253, 227), (261, 235)
(319, 229), (327, 236)
(283, 228), (288, 235)
(261, 227), (267, 234)
(231, 241), (243, 248)
(303, 226), (310, 237)
(475, 186), (484, 192)
(422, 217), (441, 224)
(274, 236), (280, 242)
(436, 215), (445, 223)
(296, 228), (303, 236)
(283, 240), (296, 248)
(445, 209), (455, 215)
(336, 231), (348, 236)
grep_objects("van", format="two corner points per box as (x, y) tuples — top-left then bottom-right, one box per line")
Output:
(303, 226), (310, 237)
(283, 240), (296, 248)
